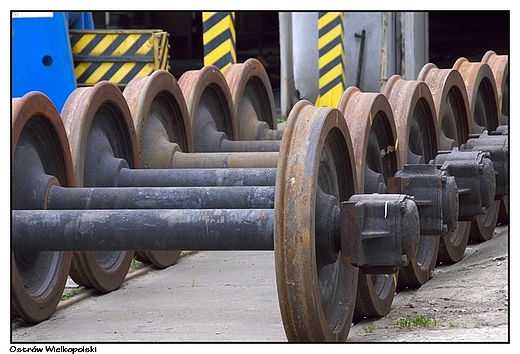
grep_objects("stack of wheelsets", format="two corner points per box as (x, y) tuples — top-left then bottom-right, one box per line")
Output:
(11, 51), (508, 342)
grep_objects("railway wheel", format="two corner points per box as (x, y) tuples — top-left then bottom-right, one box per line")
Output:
(275, 100), (358, 341)
(481, 51), (509, 225)
(453, 58), (501, 242)
(337, 87), (400, 321)
(60, 81), (138, 292)
(11, 92), (74, 323)
(418, 63), (472, 263)
(123, 70), (193, 268)
(481, 51), (508, 125)
(383, 75), (440, 290)
(224, 58), (282, 140)
(178, 65), (237, 152)
(453, 57), (500, 135)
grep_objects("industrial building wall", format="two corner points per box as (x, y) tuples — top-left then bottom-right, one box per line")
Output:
(291, 12), (426, 104)
(91, 11), (508, 118)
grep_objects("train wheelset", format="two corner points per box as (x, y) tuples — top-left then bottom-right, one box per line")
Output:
(12, 52), (508, 341)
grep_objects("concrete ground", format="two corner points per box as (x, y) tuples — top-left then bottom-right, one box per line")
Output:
(11, 251), (286, 342)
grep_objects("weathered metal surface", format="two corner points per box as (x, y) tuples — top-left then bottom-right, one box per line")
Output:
(12, 209), (276, 252)
(383, 74), (441, 290)
(433, 149), (495, 220)
(481, 50), (509, 123)
(171, 150), (279, 168)
(453, 57), (500, 134)
(118, 167), (277, 187)
(337, 86), (400, 322)
(13, 142), (61, 210)
(11, 92), (74, 324)
(13, 182), (356, 254)
(60, 81), (138, 293)
(219, 137), (281, 152)
(342, 194), (419, 274)
(48, 185), (276, 210)
(453, 58), (508, 242)
(417, 63), (473, 263)
(123, 70), (194, 169)
(178, 65), (238, 150)
(117, 66), (280, 268)
(383, 75), (439, 166)
(453, 57), (502, 242)
(11, 50), (510, 342)
(178, 65), (280, 153)
(463, 131), (508, 199)
(417, 63), (471, 151)
(338, 87), (400, 193)
(274, 100), (358, 342)
(224, 58), (283, 140)
(123, 71), (195, 267)
(389, 164), (458, 236)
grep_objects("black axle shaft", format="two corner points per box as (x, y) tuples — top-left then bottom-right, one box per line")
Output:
(12, 209), (275, 252)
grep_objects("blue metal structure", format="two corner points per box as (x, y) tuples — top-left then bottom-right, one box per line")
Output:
(11, 12), (94, 111)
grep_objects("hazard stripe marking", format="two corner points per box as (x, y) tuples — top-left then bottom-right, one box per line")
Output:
(316, 12), (345, 107)
(70, 30), (169, 86)
(203, 12), (236, 71)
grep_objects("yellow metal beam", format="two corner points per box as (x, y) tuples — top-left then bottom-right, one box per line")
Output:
(203, 12), (236, 72)
(315, 12), (345, 107)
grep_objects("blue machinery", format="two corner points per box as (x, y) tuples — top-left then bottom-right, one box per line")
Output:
(12, 12), (94, 111)
(12, 11), (170, 112)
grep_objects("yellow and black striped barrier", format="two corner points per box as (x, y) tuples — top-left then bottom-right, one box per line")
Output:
(69, 29), (170, 88)
(202, 12), (236, 72)
(315, 12), (345, 107)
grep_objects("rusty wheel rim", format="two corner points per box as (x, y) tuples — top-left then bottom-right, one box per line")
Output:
(123, 70), (194, 268)
(124, 70), (194, 168)
(11, 92), (74, 323)
(453, 57), (500, 134)
(61, 81), (137, 292)
(178, 65), (237, 152)
(418, 63), (472, 263)
(453, 57), (501, 242)
(338, 87), (399, 321)
(384, 75), (440, 290)
(224, 58), (279, 140)
(470, 201), (501, 242)
(417, 63), (472, 151)
(482, 51), (509, 123)
(275, 100), (358, 342)
(481, 51), (509, 225)
(498, 196), (509, 225)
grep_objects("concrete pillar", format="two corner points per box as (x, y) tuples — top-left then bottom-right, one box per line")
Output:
(285, 12), (428, 106)
(400, 12), (429, 80)
(292, 12), (319, 102)
(278, 12), (297, 117)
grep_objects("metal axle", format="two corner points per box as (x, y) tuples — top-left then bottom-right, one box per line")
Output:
(47, 185), (275, 210)
(118, 167), (277, 187)
(12, 208), (275, 251)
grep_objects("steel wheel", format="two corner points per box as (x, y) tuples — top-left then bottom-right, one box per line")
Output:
(178, 65), (237, 152)
(275, 100), (358, 342)
(11, 92), (74, 323)
(481, 51), (508, 124)
(481, 51), (509, 225)
(418, 63), (472, 263)
(453, 57), (500, 242)
(224, 58), (282, 140)
(338, 87), (400, 321)
(453, 57), (500, 134)
(384, 75), (440, 290)
(123, 70), (194, 268)
(60, 81), (138, 292)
